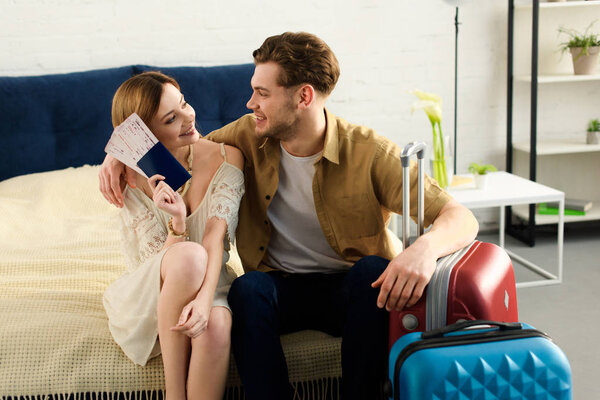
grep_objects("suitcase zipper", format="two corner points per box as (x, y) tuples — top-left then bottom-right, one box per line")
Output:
(391, 328), (550, 400)
(426, 242), (475, 330)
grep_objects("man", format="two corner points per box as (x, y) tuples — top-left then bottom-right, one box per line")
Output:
(99, 32), (478, 399)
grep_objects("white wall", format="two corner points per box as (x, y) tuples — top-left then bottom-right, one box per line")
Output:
(1, 0), (509, 228)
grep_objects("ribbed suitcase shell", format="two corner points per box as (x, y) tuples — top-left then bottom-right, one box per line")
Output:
(387, 321), (572, 400)
(389, 240), (519, 348)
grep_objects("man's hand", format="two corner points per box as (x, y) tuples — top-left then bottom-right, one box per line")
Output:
(371, 240), (437, 311)
(98, 154), (137, 207)
(371, 199), (479, 312)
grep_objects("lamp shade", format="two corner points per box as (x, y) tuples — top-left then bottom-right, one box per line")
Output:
(441, 0), (472, 6)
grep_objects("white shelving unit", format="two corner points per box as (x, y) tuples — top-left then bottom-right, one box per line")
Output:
(513, 139), (600, 155)
(512, 204), (600, 224)
(509, 0), (600, 228)
(516, 0), (595, 9)
(514, 74), (600, 83)
(512, 139), (600, 224)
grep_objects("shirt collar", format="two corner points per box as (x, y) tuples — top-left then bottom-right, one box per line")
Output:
(258, 108), (340, 165)
(321, 108), (339, 165)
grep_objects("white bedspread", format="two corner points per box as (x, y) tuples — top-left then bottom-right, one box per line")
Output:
(0, 165), (342, 400)
(0, 165), (166, 396)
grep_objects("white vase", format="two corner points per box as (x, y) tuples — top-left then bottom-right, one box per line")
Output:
(587, 131), (600, 145)
(474, 174), (489, 189)
(429, 156), (454, 189)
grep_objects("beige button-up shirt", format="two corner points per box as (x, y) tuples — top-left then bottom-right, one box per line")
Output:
(207, 109), (451, 272)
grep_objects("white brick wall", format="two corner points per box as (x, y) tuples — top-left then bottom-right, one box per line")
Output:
(1, 0), (512, 227)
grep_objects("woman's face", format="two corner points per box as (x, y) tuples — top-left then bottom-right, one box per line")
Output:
(148, 83), (199, 151)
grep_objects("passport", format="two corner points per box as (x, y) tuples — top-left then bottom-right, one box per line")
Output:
(104, 113), (191, 191)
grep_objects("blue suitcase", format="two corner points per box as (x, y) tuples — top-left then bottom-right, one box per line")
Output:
(385, 320), (572, 400)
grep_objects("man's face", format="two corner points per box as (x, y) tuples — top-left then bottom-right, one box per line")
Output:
(246, 62), (299, 140)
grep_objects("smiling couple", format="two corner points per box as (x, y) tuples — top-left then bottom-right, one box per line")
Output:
(99, 31), (478, 400)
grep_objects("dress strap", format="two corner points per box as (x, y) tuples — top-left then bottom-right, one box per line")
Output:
(219, 142), (227, 162)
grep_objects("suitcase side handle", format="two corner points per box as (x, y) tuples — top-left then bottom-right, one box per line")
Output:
(400, 141), (426, 250)
(421, 319), (523, 339)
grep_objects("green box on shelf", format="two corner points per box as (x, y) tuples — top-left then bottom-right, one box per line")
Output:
(538, 203), (585, 216)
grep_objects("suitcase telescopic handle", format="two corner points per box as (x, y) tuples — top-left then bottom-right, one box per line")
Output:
(421, 319), (523, 339)
(400, 142), (426, 250)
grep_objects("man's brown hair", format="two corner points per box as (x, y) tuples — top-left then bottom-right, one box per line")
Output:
(253, 32), (340, 95)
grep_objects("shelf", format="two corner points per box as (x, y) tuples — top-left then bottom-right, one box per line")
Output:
(515, 74), (600, 83)
(513, 139), (600, 154)
(516, 1), (600, 10)
(508, 0), (600, 241)
(512, 201), (600, 225)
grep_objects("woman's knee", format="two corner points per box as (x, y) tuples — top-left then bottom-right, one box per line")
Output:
(194, 307), (231, 352)
(162, 242), (208, 285)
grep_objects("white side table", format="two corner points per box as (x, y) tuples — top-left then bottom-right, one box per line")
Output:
(447, 171), (565, 288)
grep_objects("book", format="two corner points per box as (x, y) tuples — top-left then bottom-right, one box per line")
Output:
(538, 203), (585, 216)
(104, 113), (191, 191)
(545, 198), (592, 212)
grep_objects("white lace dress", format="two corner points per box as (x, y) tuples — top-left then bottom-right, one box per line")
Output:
(103, 146), (244, 366)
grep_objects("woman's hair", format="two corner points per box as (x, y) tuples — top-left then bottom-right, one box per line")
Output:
(252, 32), (340, 96)
(111, 71), (180, 128)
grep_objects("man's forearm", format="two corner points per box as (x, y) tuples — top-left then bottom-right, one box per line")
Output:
(414, 199), (479, 259)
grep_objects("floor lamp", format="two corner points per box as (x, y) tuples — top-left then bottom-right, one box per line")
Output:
(443, 0), (464, 174)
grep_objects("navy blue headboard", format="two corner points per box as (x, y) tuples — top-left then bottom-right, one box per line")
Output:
(0, 63), (254, 181)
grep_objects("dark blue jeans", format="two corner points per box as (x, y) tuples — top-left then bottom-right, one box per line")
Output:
(227, 256), (389, 400)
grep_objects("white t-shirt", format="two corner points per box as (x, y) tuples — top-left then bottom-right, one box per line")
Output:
(264, 143), (353, 273)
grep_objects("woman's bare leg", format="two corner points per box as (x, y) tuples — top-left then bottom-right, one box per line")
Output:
(158, 242), (208, 400)
(186, 306), (232, 400)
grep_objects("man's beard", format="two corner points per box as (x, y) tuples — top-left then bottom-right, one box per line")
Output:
(262, 117), (298, 141)
(257, 98), (298, 141)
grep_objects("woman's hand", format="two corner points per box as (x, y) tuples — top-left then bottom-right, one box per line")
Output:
(170, 297), (211, 339)
(148, 175), (186, 220)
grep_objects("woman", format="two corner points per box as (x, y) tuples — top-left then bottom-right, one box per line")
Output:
(102, 71), (244, 400)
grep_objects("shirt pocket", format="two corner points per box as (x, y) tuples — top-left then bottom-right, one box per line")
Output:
(334, 193), (383, 238)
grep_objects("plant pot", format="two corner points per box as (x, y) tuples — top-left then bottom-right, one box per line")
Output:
(473, 174), (489, 190)
(569, 46), (600, 75)
(587, 131), (600, 145)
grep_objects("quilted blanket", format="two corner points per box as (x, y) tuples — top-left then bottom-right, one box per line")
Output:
(0, 165), (167, 397)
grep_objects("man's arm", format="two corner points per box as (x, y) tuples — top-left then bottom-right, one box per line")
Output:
(372, 198), (478, 311)
(98, 154), (137, 208)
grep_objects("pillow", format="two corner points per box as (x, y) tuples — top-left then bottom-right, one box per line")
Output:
(133, 64), (254, 135)
(0, 67), (136, 181)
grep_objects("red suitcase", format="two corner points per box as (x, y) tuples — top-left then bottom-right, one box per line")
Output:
(389, 142), (518, 349)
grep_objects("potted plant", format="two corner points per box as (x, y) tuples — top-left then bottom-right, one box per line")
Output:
(558, 21), (600, 75)
(468, 162), (498, 189)
(588, 118), (600, 144)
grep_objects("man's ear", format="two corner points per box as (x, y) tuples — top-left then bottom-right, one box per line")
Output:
(297, 84), (315, 109)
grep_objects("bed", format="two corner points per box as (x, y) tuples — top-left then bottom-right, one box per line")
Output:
(0, 65), (342, 400)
